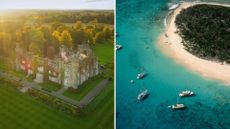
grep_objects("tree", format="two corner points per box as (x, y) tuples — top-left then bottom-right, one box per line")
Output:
(46, 46), (56, 59)
(16, 30), (23, 42)
(175, 4), (230, 63)
(51, 22), (63, 31)
(57, 25), (68, 32)
(85, 28), (94, 44)
(51, 30), (61, 51)
(102, 27), (112, 39)
(60, 30), (73, 48)
(94, 32), (104, 44)
(40, 26), (54, 56)
(75, 21), (83, 30)
(95, 24), (104, 32)
(0, 32), (13, 56)
(29, 42), (41, 56)
(32, 55), (39, 74)
(52, 30), (61, 41)
(75, 29), (86, 44)
(27, 28), (46, 56)
(90, 18), (98, 28)
(29, 28), (45, 44)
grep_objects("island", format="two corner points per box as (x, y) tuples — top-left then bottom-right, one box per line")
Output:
(157, 2), (230, 84)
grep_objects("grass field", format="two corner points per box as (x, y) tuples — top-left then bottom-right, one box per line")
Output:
(0, 59), (34, 82)
(92, 40), (114, 65)
(40, 81), (62, 92)
(63, 75), (104, 101)
(0, 58), (9, 70)
(0, 79), (114, 129)
(83, 81), (114, 129)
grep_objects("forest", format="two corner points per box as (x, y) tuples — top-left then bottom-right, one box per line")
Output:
(0, 10), (114, 59)
(175, 4), (230, 63)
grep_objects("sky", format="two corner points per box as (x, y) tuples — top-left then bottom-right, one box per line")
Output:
(0, 0), (114, 10)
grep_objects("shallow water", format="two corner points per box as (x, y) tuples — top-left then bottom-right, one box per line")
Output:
(116, 0), (230, 129)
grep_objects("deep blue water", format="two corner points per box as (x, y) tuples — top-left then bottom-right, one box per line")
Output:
(116, 0), (230, 129)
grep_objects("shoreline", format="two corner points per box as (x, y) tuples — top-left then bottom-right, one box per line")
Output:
(157, 2), (230, 85)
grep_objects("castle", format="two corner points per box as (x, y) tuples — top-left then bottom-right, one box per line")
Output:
(15, 43), (99, 89)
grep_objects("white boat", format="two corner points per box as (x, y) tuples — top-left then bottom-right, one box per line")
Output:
(179, 90), (194, 97)
(164, 18), (167, 27)
(116, 45), (122, 50)
(169, 104), (185, 110)
(115, 32), (118, 37)
(137, 90), (148, 101)
(169, 4), (179, 10)
(137, 72), (146, 79)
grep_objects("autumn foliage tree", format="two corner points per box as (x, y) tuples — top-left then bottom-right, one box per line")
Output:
(75, 21), (83, 30)
(102, 27), (112, 39)
(60, 30), (73, 48)
(94, 32), (104, 44)
(0, 11), (114, 60)
(29, 42), (41, 56)
(0, 32), (12, 56)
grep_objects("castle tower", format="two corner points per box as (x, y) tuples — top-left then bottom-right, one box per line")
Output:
(57, 44), (99, 89)
(78, 44), (92, 57)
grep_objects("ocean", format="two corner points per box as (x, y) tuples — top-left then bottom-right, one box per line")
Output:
(116, 0), (230, 129)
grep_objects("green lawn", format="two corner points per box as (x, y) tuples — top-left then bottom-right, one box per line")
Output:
(0, 58), (33, 82)
(8, 70), (26, 78)
(92, 40), (114, 65)
(0, 59), (34, 82)
(40, 81), (62, 92)
(92, 41), (114, 79)
(0, 79), (114, 129)
(0, 59), (9, 70)
(83, 81), (114, 129)
(63, 75), (104, 101)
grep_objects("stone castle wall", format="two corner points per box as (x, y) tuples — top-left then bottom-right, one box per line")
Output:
(15, 43), (99, 89)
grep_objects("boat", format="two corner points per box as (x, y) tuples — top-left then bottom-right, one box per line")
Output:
(169, 4), (179, 10)
(137, 72), (146, 79)
(116, 44), (122, 50)
(169, 104), (185, 110)
(179, 90), (194, 97)
(164, 18), (167, 27)
(137, 90), (149, 101)
(115, 32), (119, 37)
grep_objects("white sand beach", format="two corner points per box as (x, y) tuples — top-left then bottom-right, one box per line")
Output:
(157, 2), (230, 85)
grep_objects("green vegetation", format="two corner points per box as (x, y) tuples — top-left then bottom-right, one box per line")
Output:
(92, 40), (114, 65)
(8, 70), (26, 78)
(40, 81), (62, 91)
(63, 75), (104, 101)
(0, 10), (114, 59)
(0, 78), (113, 129)
(27, 88), (82, 116)
(92, 40), (114, 79)
(83, 81), (114, 129)
(0, 58), (11, 70)
(0, 59), (34, 82)
(175, 4), (230, 63)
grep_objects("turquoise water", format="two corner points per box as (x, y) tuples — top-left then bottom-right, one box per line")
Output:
(116, 0), (230, 129)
